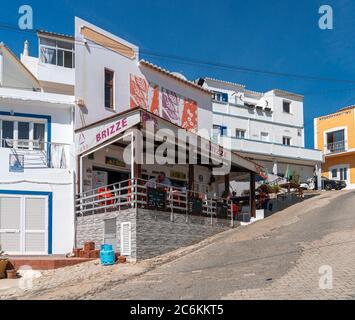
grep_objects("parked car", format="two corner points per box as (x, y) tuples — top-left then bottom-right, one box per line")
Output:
(321, 177), (347, 191)
(300, 177), (316, 191)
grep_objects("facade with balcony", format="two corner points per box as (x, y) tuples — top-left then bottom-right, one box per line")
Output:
(197, 78), (323, 189)
(0, 41), (75, 255)
(315, 106), (355, 189)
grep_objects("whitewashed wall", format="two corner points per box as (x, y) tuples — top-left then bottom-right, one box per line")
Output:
(74, 17), (213, 133)
(0, 97), (75, 254)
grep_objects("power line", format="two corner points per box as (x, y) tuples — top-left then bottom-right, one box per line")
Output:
(1, 21), (355, 86)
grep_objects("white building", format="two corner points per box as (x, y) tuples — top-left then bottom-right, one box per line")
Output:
(197, 78), (323, 189)
(2, 17), (320, 258)
(0, 39), (75, 255)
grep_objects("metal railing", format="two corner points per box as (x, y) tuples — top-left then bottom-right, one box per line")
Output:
(75, 178), (237, 227)
(1, 138), (70, 169)
(327, 141), (346, 154)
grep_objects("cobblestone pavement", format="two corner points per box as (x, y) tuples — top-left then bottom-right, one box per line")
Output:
(2, 190), (355, 300)
(90, 190), (355, 300)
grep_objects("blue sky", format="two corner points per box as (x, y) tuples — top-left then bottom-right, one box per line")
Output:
(1, 0), (355, 148)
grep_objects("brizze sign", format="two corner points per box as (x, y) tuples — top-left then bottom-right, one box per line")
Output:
(76, 112), (141, 154)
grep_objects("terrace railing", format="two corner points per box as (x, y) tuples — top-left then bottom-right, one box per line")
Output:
(75, 178), (236, 227)
(326, 141), (346, 154)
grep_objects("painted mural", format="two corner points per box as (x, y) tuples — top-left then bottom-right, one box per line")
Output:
(130, 74), (198, 132)
(161, 88), (182, 125)
(130, 75), (160, 115)
(130, 74), (149, 109)
(148, 84), (160, 115)
(181, 99), (198, 133)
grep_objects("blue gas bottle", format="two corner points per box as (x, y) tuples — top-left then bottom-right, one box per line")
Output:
(100, 244), (116, 266)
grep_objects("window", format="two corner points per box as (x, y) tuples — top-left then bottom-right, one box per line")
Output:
(34, 123), (46, 150)
(18, 122), (30, 149)
(1, 121), (14, 148)
(283, 101), (291, 113)
(332, 169), (337, 178)
(327, 130), (345, 153)
(212, 91), (228, 103)
(283, 136), (291, 146)
(260, 132), (269, 142)
(39, 37), (75, 68)
(212, 125), (227, 137)
(220, 126), (228, 136)
(340, 168), (348, 181)
(0, 119), (47, 150)
(105, 69), (114, 109)
(236, 129), (246, 139)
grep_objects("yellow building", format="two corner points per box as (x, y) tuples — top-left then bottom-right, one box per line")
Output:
(314, 106), (355, 189)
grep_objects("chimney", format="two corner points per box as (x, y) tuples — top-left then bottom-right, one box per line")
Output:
(23, 40), (29, 56)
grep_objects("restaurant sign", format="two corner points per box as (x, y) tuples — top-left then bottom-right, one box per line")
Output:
(76, 112), (141, 155)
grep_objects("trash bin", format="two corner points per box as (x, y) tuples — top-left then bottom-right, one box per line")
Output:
(100, 244), (115, 266)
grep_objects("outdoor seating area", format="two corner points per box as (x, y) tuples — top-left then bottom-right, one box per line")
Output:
(76, 178), (237, 227)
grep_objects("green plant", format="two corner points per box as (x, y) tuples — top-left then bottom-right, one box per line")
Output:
(258, 184), (274, 194)
(271, 184), (281, 194)
(290, 171), (301, 185)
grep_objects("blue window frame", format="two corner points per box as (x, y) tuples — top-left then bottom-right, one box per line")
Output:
(0, 190), (53, 254)
(212, 91), (228, 103)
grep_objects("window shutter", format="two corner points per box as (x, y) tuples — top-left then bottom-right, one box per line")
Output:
(25, 197), (46, 253)
(120, 222), (131, 256)
(0, 197), (21, 252)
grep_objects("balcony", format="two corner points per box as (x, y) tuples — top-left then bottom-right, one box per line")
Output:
(223, 137), (323, 162)
(326, 141), (346, 155)
(0, 139), (71, 169)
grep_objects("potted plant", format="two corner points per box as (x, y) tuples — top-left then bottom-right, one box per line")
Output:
(6, 269), (17, 279)
(0, 246), (9, 280)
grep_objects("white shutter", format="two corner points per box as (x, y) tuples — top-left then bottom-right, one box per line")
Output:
(120, 222), (131, 256)
(25, 198), (46, 230)
(0, 197), (21, 253)
(0, 197), (21, 229)
(24, 197), (47, 253)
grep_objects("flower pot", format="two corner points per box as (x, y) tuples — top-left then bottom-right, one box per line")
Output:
(6, 269), (17, 279)
(0, 259), (9, 279)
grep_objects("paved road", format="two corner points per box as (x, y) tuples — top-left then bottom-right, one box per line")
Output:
(88, 190), (355, 300)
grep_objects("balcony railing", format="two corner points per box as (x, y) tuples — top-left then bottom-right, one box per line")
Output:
(326, 141), (346, 154)
(1, 139), (70, 169)
(75, 178), (251, 228)
(227, 137), (323, 162)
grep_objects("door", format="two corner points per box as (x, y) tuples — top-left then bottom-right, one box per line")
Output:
(0, 194), (48, 255)
(104, 218), (117, 250)
(0, 196), (21, 254)
(24, 197), (48, 255)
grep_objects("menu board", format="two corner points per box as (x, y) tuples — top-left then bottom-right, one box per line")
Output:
(147, 188), (167, 211)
